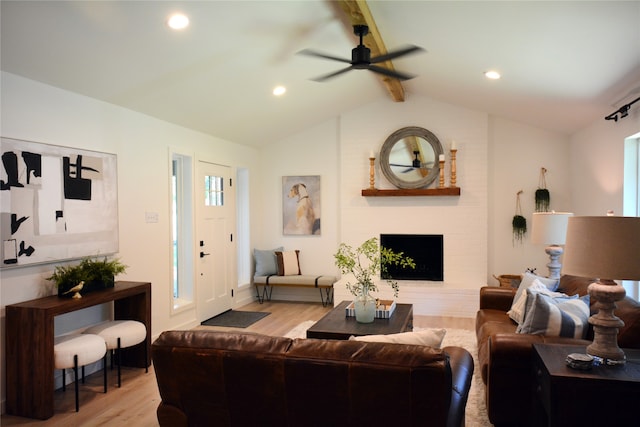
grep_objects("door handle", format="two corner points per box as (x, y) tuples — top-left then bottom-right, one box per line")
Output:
(200, 251), (210, 258)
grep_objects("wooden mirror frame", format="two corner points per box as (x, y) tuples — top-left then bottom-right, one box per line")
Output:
(379, 126), (444, 189)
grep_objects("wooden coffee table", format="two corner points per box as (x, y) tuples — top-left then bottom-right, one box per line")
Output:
(306, 300), (413, 340)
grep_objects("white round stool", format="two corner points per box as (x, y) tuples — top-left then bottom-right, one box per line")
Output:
(83, 320), (147, 388)
(54, 334), (107, 412)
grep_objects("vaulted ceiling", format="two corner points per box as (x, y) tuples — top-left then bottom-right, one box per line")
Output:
(2, 1), (639, 147)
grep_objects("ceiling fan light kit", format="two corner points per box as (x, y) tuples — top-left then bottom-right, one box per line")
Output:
(299, 24), (424, 82)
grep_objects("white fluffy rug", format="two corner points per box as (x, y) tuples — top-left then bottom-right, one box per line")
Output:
(284, 321), (491, 427)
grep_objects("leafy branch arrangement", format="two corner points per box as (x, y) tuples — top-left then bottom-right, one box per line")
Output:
(334, 237), (415, 298)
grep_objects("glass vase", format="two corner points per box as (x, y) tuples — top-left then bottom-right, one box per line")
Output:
(354, 288), (376, 323)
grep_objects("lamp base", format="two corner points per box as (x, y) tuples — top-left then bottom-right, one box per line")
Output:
(545, 245), (563, 280)
(586, 281), (626, 365)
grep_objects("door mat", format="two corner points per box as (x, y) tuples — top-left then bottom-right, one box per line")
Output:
(201, 310), (270, 328)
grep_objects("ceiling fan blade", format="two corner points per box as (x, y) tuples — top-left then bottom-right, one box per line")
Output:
(367, 65), (416, 81)
(390, 163), (417, 173)
(297, 49), (352, 64)
(370, 45), (425, 63)
(310, 66), (355, 82)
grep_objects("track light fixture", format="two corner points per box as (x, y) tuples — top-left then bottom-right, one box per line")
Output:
(605, 96), (639, 122)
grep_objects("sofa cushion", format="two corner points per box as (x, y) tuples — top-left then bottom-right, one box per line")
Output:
(254, 246), (283, 276)
(349, 328), (446, 348)
(516, 289), (590, 339)
(275, 250), (301, 276)
(508, 273), (559, 324)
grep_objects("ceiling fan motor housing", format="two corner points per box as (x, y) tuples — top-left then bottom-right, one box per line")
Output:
(352, 46), (371, 66)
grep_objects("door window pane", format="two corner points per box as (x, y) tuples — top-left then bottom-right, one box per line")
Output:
(205, 175), (224, 206)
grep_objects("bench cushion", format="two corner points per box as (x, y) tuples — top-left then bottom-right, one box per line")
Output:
(254, 275), (336, 287)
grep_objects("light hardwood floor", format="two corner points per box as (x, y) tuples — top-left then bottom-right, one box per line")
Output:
(1, 300), (474, 426)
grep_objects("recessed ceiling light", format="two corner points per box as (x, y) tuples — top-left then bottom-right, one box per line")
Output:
(273, 86), (286, 96)
(484, 70), (501, 80)
(167, 13), (189, 30)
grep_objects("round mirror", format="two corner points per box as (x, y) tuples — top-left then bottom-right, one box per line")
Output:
(379, 126), (444, 189)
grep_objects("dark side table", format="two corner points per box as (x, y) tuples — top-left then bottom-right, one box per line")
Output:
(532, 343), (640, 427)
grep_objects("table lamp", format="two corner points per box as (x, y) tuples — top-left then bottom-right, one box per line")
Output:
(562, 216), (640, 365)
(531, 212), (573, 280)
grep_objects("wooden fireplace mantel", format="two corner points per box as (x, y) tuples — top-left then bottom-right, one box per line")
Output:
(361, 187), (461, 197)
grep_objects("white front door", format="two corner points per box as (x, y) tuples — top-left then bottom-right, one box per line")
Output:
(196, 160), (235, 321)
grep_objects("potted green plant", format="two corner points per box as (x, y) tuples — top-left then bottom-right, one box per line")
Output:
(48, 256), (128, 298)
(334, 237), (415, 323)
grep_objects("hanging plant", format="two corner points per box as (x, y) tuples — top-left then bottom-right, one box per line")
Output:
(512, 190), (527, 246)
(535, 167), (550, 212)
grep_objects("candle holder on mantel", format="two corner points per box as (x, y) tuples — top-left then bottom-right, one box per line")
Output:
(450, 149), (458, 187)
(438, 158), (445, 188)
(369, 157), (376, 190)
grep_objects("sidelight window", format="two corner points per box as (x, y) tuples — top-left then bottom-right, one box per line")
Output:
(171, 151), (194, 311)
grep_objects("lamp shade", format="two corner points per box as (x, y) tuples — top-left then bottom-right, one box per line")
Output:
(562, 216), (640, 280)
(531, 212), (573, 245)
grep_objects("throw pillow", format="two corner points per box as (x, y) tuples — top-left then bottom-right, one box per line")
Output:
(508, 279), (567, 325)
(275, 250), (301, 276)
(254, 247), (284, 276)
(508, 272), (560, 324)
(349, 328), (446, 349)
(516, 289), (590, 339)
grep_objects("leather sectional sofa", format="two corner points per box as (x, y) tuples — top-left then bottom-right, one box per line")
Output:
(475, 275), (640, 426)
(152, 330), (474, 427)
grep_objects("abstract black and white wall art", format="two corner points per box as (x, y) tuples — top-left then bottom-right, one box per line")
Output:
(282, 175), (321, 235)
(1, 137), (119, 268)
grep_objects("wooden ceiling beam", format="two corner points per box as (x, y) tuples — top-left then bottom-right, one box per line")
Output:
(332, 0), (406, 102)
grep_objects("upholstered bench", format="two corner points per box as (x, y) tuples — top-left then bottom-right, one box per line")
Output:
(253, 247), (336, 306)
(254, 274), (336, 307)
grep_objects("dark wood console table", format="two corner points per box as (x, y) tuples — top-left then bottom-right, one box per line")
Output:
(5, 281), (151, 419)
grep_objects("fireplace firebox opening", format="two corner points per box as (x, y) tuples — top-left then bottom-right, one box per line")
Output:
(380, 234), (443, 281)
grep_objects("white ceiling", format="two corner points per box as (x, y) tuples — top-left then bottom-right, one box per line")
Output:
(2, 1), (639, 148)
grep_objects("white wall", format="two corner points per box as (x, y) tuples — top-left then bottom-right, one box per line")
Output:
(488, 116), (572, 279)
(252, 118), (341, 302)
(570, 108), (640, 215)
(334, 96), (488, 317)
(0, 72), (261, 410)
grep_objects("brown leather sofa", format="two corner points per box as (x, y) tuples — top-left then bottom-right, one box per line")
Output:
(152, 330), (474, 427)
(475, 275), (640, 426)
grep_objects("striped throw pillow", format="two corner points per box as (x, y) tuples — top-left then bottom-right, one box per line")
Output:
(516, 288), (590, 339)
(275, 250), (301, 276)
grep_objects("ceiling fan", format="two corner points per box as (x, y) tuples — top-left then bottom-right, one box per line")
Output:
(298, 24), (425, 82)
